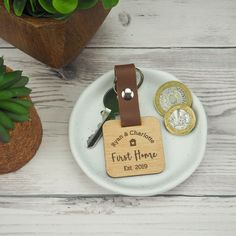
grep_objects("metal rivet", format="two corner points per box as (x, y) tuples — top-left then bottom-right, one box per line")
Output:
(121, 88), (134, 100)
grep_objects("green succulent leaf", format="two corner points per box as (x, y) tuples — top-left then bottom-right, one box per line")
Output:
(0, 111), (14, 129)
(0, 123), (10, 143)
(0, 66), (6, 77)
(102, 0), (119, 9)
(6, 112), (30, 122)
(52, 13), (70, 20)
(38, 0), (57, 14)
(52, 0), (78, 14)
(0, 70), (22, 90)
(29, 0), (38, 12)
(0, 57), (4, 68)
(13, 0), (28, 16)
(3, 0), (11, 13)
(0, 57), (6, 76)
(77, 0), (98, 9)
(10, 76), (29, 88)
(26, 3), (46, 18)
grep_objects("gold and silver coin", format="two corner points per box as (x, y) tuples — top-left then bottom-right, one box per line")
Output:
(164, 104), (196, 136)
(154, 81), (192, 116)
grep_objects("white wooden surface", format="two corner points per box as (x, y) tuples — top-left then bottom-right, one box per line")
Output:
(0, 0), (236, 235)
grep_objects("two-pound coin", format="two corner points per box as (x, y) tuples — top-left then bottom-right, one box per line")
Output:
(164, 104), (196, 135)
(154, 81), (192, 116)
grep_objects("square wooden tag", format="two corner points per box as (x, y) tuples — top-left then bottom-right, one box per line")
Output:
(102, 117), (165, 178)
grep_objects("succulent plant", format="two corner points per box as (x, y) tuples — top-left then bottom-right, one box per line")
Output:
(0, 57), (32, 143)
(3, 0), (119, 19)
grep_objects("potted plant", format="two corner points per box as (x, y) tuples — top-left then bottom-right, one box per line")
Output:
(0, 57), (42, 174)
(0, 0), (119, 68)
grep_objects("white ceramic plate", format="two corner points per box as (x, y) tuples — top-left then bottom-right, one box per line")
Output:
(69, 69), (207, 196)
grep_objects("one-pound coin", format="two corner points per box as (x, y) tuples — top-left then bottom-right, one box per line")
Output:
(154, 81), (192, 116)
(164, 104), (196, 135)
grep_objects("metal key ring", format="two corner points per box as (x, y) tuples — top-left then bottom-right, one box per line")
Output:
(113, 67), (144, 94)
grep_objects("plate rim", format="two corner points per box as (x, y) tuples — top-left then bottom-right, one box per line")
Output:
(69, 68), (208, 196)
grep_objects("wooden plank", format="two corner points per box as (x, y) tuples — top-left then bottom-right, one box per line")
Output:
(0, 196), (235, 235)
(0, 47), (236, 196)
(0, 0), (236, 48)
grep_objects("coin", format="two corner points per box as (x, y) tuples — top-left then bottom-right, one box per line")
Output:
(154, 81), (192, 116)
(164, 104), (196, 135)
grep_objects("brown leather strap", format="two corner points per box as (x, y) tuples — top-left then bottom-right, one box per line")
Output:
(115, 64), (141, 127)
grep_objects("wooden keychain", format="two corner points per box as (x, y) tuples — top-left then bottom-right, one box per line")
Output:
(103, 64), (165, 178)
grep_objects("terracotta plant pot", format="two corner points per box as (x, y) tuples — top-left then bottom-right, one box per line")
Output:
(0, 68), (42, 174)
(0, 2), (110, 68)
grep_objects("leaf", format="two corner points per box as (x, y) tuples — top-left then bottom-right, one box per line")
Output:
(25, 2), (46, 17)
(52, 13), (70, 20)
(102, 0), (119, 9)
(0, 57), (3, 68)
(77, 0), (98, 9)
(3, 0), (10, 12)
(13, 0), (28, 16)
(29, 0), (37, 12)
(52, 0), (78, 14)
(0, 57), (6, 76)
(39, 0), (57, 14)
